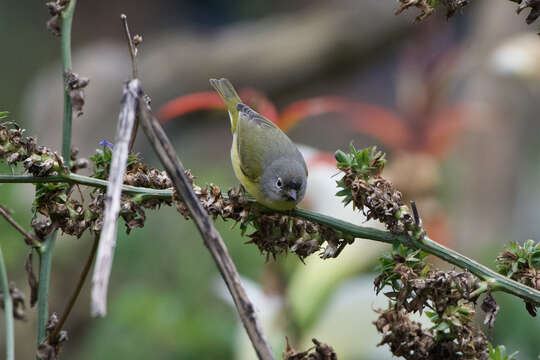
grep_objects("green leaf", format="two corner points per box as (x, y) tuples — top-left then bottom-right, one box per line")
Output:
(425, 311), (437, 319)
(434, 321), (449, 332)
(489, 344), (519, 360)
(335, 189), (350, 197)
(334, 150), (349, 164)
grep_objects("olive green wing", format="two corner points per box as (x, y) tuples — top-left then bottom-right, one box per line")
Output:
(236, 104), (294, 181)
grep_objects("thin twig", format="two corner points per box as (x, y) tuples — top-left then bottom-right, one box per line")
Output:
(48, 234), (98, 344)
(137, 89), (275, 360)
(0, 205), (42, 249)
(120, 14), (138, 79)
(0, 245), (15, 360)
(120, 14), (140, 152)
(91, 79), (139, 317)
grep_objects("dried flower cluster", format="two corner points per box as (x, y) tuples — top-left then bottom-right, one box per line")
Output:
(0, 122), (172, 238)
(395, 0), (540, 28)
(0, 284), (27, 321)
(375, 245), (480, 313)
(395, 0), (436, 21)
(496, 239), (540, 316)
(334, 145), (508, 359)
(283, 338), (338, 360)
(0, 122), (67, 176)
(395, 0), (469, 21)
(36, 313), (68, 360)
(374, 307), (489, 360)
(516, 0), (540, 25)
(65, 70), (89, 117)
(335, 145), (417, 236)
(45, 0), (69, 36)
(174, 184), (348, 261)
(373, 244), (493, 359)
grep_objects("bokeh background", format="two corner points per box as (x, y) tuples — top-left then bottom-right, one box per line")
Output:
(2, 0), (540, 359)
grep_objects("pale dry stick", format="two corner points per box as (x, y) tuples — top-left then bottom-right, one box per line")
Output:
(91, 79), (139, 317)
(137, 91), (275, 360)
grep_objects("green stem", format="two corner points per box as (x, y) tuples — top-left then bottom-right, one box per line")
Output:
(1, 173), (539, 305)
(292, 208), (540, 304)
(36, 232), (56, 345)
(61, 0), (77, 163)
(0, 246), (14, 360)
(0, 174), (171, 200)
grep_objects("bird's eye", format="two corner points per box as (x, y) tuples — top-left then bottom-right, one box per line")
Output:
(276, 178), (283, 188)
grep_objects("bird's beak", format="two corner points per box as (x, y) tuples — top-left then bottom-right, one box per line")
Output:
(286, 189), (297, 201)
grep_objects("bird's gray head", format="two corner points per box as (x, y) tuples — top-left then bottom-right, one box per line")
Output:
(260, 158), (307, 204)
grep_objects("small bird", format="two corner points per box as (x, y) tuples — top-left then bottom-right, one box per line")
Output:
(210, 78), (308, 210)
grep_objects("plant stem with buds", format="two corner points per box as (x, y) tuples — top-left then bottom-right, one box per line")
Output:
(1, 173), (539, 305)
(60, 0), (77, 162)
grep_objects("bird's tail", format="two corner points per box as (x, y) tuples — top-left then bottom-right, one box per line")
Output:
(209, 78), (242, 133)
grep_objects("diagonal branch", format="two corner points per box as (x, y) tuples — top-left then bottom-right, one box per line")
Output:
(136, 88), (276, 360)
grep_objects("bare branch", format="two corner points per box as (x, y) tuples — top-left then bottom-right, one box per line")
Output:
(120, 14), (138, 79)
(120, 13), (140, 151)
(0, 205), (42, 248)
(136, 87), (275, 360)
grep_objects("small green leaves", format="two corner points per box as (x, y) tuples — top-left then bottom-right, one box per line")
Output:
(90, 145), (113, 180)
(90, 143), (138, 180)
(496, 239), (540, 317)
(374, 242), (428, 294)
(488, 344), (519, 360)
(334, 144), (385, 179)
(0, 111), (9, 119)
(334, 144), (388, 210)
(34, 183), (69, 206)
(496, 239), (540, 278)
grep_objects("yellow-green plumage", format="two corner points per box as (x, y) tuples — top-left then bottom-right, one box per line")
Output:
(210, 78), (308, 210)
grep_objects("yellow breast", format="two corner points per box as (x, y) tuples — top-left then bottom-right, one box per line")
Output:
(231, 134), (262, 199)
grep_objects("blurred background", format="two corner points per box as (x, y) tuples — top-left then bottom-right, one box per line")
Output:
(1, 0), (540, 358)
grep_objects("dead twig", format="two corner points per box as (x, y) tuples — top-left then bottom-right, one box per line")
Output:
(0, 205), (42, 248)
(48, 233), (99, 344)
(120, 13), (140, 151)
